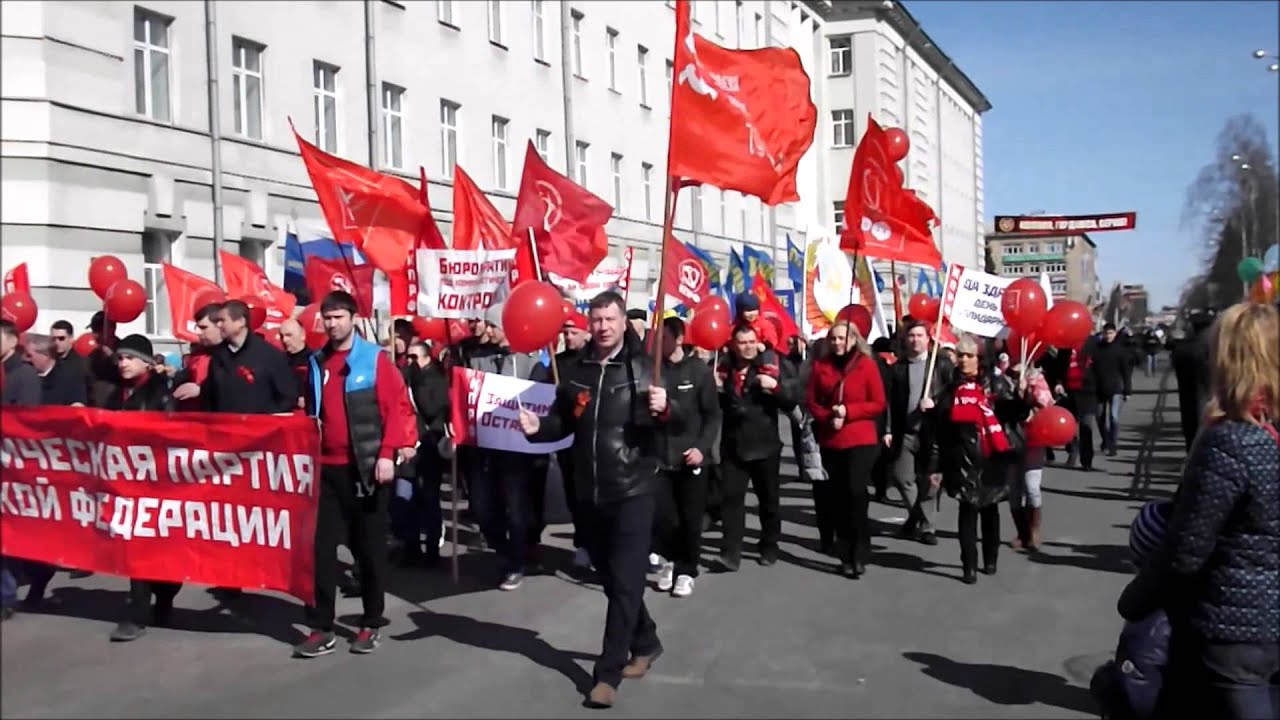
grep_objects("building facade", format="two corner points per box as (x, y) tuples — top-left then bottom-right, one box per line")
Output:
(986, 229), (1102, 307)
(1, 0), (984, 345)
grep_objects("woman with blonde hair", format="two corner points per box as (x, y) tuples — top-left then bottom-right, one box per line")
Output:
(1119, 302), (1279, 720)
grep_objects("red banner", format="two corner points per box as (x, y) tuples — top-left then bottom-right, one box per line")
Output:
(0, 407), (320, 603)
(304, 256), (375, 317)
(992, 212), (1137, 235)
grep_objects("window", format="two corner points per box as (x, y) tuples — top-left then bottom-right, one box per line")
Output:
(606, 29), (619, 91)
(437, 0), (455, 26)
(491, 116), (510, 190)
(487, 0), (504, 45)
(1044, 241), (1064, 254)
(531, 0), (546, 61)
(312, 61), (339, 152)
(571, 11), (584, 77)
(833, 201), (845, 231)
(534, 129), (551, 162)
(610, 154), (623, 210)
(641, 163), (653, 221)
(231, 38), (264, 140)
(133, 8), (171, 121)
(831, 109), (854, 147)
(665, 60), (674, 102)
(1051, 280), (1068, 295)
(575, 141), (589, 185)
(637, 46), (649, 106)
(380, 83), (405, 169)
(718, 189), (726, 231)
(1046, 262), (1067, 273)
(440, 100), (459, 178)
(753, 13), (762, 47)
(829, 36), (851, 75)
(141, 232), (172, 337)
(1002, 244), (1023, 255)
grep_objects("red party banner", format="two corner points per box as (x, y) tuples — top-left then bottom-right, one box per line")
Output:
(0, 407), (320, 603)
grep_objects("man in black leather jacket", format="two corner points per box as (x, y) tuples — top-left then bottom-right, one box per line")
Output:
(519, 291), (682, 709)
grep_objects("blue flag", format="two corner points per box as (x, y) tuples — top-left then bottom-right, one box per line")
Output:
(726, 248), (749, 318)
(786, 235), (804, 292)
(740, 245), (775, 286)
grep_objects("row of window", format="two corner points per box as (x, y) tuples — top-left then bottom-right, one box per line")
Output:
(1000, 262), (1067, 276)
(1000, 241), (1065, 255)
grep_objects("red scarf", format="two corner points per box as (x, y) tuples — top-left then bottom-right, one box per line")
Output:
(950, 379), (1010, 457)
(1065, 348), (1088, 391)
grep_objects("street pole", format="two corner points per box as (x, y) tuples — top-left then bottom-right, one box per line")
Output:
(204, 0), (225, 286)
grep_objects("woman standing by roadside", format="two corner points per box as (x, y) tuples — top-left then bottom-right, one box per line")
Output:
(927, 335), (1029, 584)
(1119, 303), (1279, 720)
(806, 320), (885, 579)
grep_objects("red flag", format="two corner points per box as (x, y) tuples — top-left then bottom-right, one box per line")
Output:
(668, 0), (816, 205)
(839, 116), (942, 268)
(304, 257), (375, 317)
(510, 142), (614, 285)
(750, 272), (800, 350)
(394, 167), (448, 316)
(220, 251), (296, 328)
(660, 235), (713, 307)
(161, 264), (224, 342)
(291, 123), (426, 276)
(452, 166), (513, 251)
(3, 263), (30, 295)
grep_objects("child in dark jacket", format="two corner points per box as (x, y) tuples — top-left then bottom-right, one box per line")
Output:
(1090, 500), (1173, 720)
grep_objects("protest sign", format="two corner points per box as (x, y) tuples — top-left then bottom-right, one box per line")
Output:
(0, 407), (319, 603)
(940, 264), (1015, 338)
(548, 248), (633, 310)
(414, 248), (517, 319)
(448, 367), (572, 454)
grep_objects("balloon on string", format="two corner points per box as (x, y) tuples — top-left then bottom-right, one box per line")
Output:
(1025, 406), (1078, 448)
(72, 331), (100, 357)
(501, 281), (564, 353)
(1038, 300), (1093, 349)
(237, 295), (268, 331)
(297, 304), (327, 350)
(835, 303), (873, 338)
(884, 127), (910, 163)
(698, 295), (730, 321)
(907, 293), (940, 324)
(1000, 278), (1049, 336)
(88, 255), (128, 300)
(1005, 329), (1046, 365)
(103, 279), (146, 323)
(1, 291), (38, 333)
(687, 300), (732, 351)
(1237, 256), (1264, 284)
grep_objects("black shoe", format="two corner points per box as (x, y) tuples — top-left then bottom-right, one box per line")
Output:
(981, 562), (997, 576)
(717, 554), (741, 573)
(898, 524), (920, 541)
(758, 548), (779, 567)
(961, 569), (978, 585)
(293, 631), (338, 658)
(838, 562), (856, 578)
(919, 532), (939, 546)
(1, 606), (15, 622)
(1081, 463), (1094, 473)
(852, 559), (866, 578)
(349, 627), (381, 654)
(1107, 448), (1118, 458)
(818, 540), (835, 557)
(109, 622), (146, 642)
(152, 600), (174, 628)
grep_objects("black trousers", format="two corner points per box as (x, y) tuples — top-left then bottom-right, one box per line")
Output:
(126, 579), (181, 625)
(655, 468), (708, 578)
(307, 464), (391, 632)
(957, 501), (1000, 572)
(719, 452), (782, 561)
(557, 453), (584, 548)
(584, 493), (661, 688)
(812, 482), (837, 549)
(821, 445), (879, 565)
(391, 450), (444, 558)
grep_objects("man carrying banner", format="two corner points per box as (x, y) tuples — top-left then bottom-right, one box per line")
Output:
(1, 319), (39, 621)
(103, 334), (181, 642)
(518, 291), (681, 709)
(297, 291), (417, 658)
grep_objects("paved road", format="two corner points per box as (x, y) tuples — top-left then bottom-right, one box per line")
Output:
(1, 370), (1184, 719)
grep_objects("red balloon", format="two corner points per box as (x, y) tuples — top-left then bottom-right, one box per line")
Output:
(688, 306), (732, 351)
(192, 286), (226, 313)
(103, 279), (146, 323)
(412, 316), (448, 344)
(88, 255), (128, 300)
(698, 296), (730, 320)
(238, 295), (267, 331)
(1025, 406), (1078, 448)
(835, 304), (873, 338)
(891, 163), (905, 187)
(297, 304), (327, 350)
(885, 127), (910, 163)
(72, 332), (99, 357)
(1039, 300), (1093, 350)
(1000, 278), (1049, 336)
(0, 291), (38, 333)
(501, 281), (564, 353)
(907, 293), (940, 324)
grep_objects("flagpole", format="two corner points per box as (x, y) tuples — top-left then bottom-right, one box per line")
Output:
(890, 260), (903, 326)
(650, 177), (681, 385)
(527, 226), (561, 385)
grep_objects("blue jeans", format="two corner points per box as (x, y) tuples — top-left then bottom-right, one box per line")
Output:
(1163, 638), (1280, 720)
(1098, 394), (1125, 451)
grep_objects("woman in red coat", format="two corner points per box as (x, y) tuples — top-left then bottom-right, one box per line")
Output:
(807, 320), (886, 579)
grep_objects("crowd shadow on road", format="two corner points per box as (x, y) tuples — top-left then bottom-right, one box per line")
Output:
(1027, 541), (1133, 575)
(902, 651), (1097, 716)
(392, 610), (596, 695)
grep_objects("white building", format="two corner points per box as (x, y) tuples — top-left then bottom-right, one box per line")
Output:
(802, 0), (991, 313)
(0, 0), (985, 345)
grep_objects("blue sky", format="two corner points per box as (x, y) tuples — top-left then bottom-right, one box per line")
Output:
(907, 0), (1280, 308)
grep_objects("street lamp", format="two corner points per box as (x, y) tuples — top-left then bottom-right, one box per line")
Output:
(1254, 48), (1279, 71)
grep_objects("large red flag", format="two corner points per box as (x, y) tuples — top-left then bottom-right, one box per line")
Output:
(291, 124), (426, 276)
(510, 141), (614, 285)
(660, 234), (713, 307)
(750, 272), (800, 350)
(839, 116), (942, 268)
(668, 0), (816, 205)
(161, 264), (225, 342)
(219, 251), (296, 328)
(304, 256), (375, 317)
(452, 166), (512, 251)
(3, 263), (30, 295)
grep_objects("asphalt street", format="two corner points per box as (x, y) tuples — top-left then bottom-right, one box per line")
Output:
(0, 368), (1183, 719)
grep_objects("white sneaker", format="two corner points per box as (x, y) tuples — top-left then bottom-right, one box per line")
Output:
(656, 562), (675, 592)
(438, 522), (446, 549)
(572, 547), (592, 569)
(648, 553), (663, 573)
(672, 575), (694, 597)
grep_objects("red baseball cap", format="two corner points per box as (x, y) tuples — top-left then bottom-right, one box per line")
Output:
(563, 313), (588, 332)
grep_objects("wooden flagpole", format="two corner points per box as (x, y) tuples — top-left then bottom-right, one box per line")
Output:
(650, 177), (682, 384)
(527, 226), (561, 385)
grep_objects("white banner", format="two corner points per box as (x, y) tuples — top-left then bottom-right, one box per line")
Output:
(940, 264), (1015, 338)
(450, 367), (572, 454)
(547, 248), (634, 309)
(414, 248), (517, 319)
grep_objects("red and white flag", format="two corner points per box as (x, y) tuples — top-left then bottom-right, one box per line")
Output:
(510, 141), (614, 286)
(452, 166), (513, 252)
(3, 263), (30, 295)
(659, 234), (713, 307)
(162, 264), (226, 342)
(220, 251), (296, 328)
(304, 256), (375, 317)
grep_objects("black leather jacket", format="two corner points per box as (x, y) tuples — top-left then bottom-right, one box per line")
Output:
(925, 371), (1028, 507)
(105, 372), (176, 412)
(532, 341), (683, 505)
